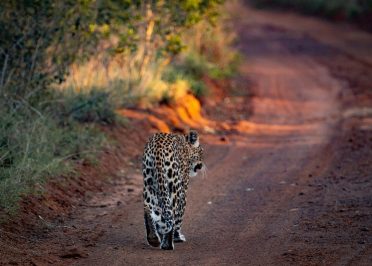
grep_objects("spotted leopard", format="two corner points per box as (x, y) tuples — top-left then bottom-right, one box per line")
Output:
(142, 130), (204, 250)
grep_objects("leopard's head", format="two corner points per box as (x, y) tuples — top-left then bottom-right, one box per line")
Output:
(186, 130), (204, 177)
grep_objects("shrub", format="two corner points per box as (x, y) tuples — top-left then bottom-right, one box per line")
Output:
(0, 109), (106, 212)
(188, 78), (208, 98)
(162, 59), (209, 100)
(182, 11), (241, 80)
(61, 89), (117, 125)
(176, 53), (211, 79)
(159, 6), (242, 101)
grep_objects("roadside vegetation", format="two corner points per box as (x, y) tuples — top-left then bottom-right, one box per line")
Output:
(0, 1), (239, 212)
(251, 0), (372, 31)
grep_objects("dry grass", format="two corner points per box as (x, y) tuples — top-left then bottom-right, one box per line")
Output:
(59, 3), (240, 106)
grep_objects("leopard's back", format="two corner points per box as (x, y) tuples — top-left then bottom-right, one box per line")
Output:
(142, 131), (204, 250)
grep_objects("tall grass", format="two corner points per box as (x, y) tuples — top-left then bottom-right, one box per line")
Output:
(59, 42), (167, 106)
(60, 89), (117, 124)
(0, 104), (107, 212)
(60, 4), (241, 104)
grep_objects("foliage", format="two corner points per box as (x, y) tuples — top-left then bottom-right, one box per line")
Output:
(0, 0), (232, 212)
(56, 0), (229, 106)
(182, 16), (241, 79)
(188, 78), (208, 98)
(0, 0), (224, 103)
(0, 0), (100, 104)
(162, 54), (209, 99)
(161, 11), (241, 100)
(0, 107), (106, 212)
(60, 89), (117, 125)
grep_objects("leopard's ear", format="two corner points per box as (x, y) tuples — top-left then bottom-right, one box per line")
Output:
(186, 130), (199, 147)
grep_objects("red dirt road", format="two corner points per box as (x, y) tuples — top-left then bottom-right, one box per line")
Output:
(2, 3), (372, 266)
(74, 4), (372, 265)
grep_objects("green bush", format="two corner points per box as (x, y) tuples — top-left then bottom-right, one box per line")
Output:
(61, 89), (117, 125)
(0, 109), (106, 213)
(162, 47), (239, 100)
(188, 78), (208, 98)
(162, 55), (210, 99)
(177, 53), (212, 79)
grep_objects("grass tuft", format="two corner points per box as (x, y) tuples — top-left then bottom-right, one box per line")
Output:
(61, 89), (117, 125)
(0, 101), (107, 213)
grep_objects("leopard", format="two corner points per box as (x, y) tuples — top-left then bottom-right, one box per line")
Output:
(142, 130), (204, 250)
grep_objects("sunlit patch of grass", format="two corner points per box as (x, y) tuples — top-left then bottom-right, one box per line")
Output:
(60, 51), (196, 106)
(157, 79), (190, 104)
(58, 3), (241, 106)
(58, 41), (169, 107)
(162, 62), (208, 100)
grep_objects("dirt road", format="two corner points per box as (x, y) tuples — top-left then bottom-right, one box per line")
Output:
(2, 2), (371, 266)
(64, 3), (372, 266)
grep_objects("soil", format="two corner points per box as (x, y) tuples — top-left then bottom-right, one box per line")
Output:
(1, 2), (372, 265)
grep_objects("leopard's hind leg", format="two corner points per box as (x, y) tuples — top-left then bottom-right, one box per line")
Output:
(174, 229), (186, 242)
(160, 227), (174, 250)
(144, 210), (160, 247)
(173, 191), (187, 243)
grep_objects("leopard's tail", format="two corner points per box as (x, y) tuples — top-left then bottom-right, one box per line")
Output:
(200, 162), (208, 179)
(153, 168), (174, 235)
